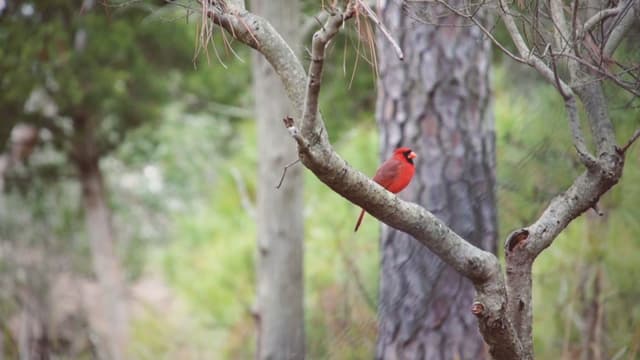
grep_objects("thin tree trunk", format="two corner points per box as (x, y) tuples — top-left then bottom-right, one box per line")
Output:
(375, 2), (496, 359)
(251, 0), (305, 359)
(72, 116), (128, 360)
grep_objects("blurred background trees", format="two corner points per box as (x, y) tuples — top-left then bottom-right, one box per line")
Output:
(0, 0), (639, 359)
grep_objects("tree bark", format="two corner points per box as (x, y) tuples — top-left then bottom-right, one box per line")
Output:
(72, 116), (128, 360)
(251, 0), (305, 359)
(375, 2), (496, 359)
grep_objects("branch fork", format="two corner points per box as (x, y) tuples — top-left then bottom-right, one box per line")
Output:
(203, 1), (634, 359)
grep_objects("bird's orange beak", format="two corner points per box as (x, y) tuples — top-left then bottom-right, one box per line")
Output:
(408, 152), (417, 159)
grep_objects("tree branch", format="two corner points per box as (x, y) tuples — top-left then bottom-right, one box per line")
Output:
(525, 158), (623, 258)
(206, 2), (524, 357)
(504, 229), (534, 357)
(620, 128), (640, 154)
(603, 0), (639, 57)
(556, 52), (640, 98)
(573, 79), (618, 156)
(301, 11), (330, 37)
(548, 50), (598, 168)
(549, 0), (571, 53)
(283, 4), (524, 359)
(207, 1), (632, 358)
(201, 2), (632, 359)
(206, 3), (308, 115)
(436, 0), (528, 65)
(498, 0), (573, 96)
(275, 158), (301, 189)
(299, 6), (355, 142)
(564, 96), (599, 168)
(495, 1), (629, 355)
(582, 6), (621, 34)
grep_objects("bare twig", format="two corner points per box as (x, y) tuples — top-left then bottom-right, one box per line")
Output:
(603, 0), (638, 57)
(436, 0), (527, 65)
(556, 52), (640, 98)
(356, 0), (404, 60)
(620, 128), (640, 154)
(549, 49), (571, 100)
(275, 158), (301, 190)
(302, 11), (330, 36)
(582, 7), (621, 34)
(206, 2), (525, 358)
(498, 0), (573, 96)
(300, 4), (356, 142)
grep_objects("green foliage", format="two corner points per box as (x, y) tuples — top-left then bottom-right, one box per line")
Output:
(0, 1), (206, 157)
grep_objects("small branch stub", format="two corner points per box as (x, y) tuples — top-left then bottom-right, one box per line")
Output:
(283, 116), (309, 151)
(472, 302), (485, 316)
(591, 203), (604, 217)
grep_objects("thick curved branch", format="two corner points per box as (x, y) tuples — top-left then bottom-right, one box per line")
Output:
(603, 0), (639, 57)
(583, 7), (622, 34)
(207, 6), (308, 115)
(493, 2), (630, 356)
(204, 2), (524, 358)
(295, 5), (496, 284)
(285, 6), (524, 360)
(520, 156), (623, 256)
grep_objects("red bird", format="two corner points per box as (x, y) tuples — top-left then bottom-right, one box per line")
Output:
(354, 147), (417, 232)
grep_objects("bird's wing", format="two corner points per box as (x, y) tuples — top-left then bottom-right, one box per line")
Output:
(372, 159), (400, 190)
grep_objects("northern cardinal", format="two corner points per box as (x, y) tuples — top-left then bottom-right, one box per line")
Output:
(354, 147), (417, 232)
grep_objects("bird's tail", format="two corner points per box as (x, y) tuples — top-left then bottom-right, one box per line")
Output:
(354, 208), (366, 232)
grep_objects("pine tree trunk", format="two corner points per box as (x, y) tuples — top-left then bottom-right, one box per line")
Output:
(251, 0), (305, 359)
(375, 2), (496, 359)
(72, 116), (128, 360)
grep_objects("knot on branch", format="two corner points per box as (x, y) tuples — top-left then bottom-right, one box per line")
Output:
(283, 115), (294, 128)
(505, 228), (529, 253)
(471, 302), (485, 317)
(594, 151), (625, 187)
